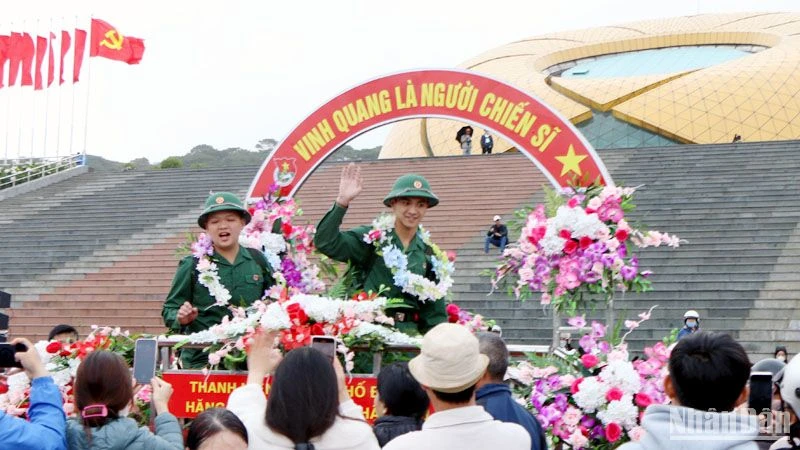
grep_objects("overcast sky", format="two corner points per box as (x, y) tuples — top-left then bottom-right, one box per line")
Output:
(3, 0), (800, 163)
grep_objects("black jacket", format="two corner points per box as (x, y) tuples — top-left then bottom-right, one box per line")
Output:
(372, 415), (423, 447)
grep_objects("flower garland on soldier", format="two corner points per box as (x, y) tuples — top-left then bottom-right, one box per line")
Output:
(190, 233), (232, 308)
(362, 213), (454, 303)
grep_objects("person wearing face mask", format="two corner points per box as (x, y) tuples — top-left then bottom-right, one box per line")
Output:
(776, 346), (790, 363)
(677, 310), (701, 340)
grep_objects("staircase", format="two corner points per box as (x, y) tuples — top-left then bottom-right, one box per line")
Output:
(1, 142), (799, 362)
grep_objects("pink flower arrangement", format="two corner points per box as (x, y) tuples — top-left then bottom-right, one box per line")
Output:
(509, 309), (672, 449)
(239, 183), (325, 297)
(493, 185), (680, 314)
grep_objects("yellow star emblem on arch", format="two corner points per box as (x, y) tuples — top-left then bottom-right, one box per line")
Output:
(555, 145), (588, 177)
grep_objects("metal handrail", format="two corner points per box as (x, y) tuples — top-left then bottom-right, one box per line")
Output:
(0, 154), (85, 190)
(155, 336), (550, 375)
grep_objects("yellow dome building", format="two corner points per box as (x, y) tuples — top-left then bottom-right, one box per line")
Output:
(381, 12), (800, 158)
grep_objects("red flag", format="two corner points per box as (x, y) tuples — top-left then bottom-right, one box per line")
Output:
(0, 36), (8, 89)
(34, 35), (46, 90)
(8, 32), (35, 87)
(60, 30), (71, 84)
(89, 19), (144, 64)
(47, 32), (55, 87)
(73, 28), (86, 83)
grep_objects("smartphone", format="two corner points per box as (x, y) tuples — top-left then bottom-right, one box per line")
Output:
(132, 338), (158, 384)
(310, 336), (336, 363)
(749, 371), (773, 413)
(0, 342), (26, 368)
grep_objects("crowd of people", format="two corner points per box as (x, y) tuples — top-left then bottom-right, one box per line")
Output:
(5, 325), (800, 450)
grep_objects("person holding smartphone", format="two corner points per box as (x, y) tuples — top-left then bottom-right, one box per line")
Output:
(162, 192), (276, 368)
(314, 164), (448, 335)
(0, 338), (68, 450)
(227, 330), (380, 449)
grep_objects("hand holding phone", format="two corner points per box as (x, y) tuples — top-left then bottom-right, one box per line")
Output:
(133, 339), (158, 385)
(310, 336), (337, 363)
(0, 342), (27, 368)
(749, 371), (773, 413)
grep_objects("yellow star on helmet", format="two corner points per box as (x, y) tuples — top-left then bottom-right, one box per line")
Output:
(555, 145), (588, 177)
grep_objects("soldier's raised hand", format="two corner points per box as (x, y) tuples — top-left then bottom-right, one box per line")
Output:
(335, 163), (362, 208)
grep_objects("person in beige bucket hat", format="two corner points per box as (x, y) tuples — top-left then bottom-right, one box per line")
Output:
(408, 323), (489, 393)
(385, 323), (531, 450)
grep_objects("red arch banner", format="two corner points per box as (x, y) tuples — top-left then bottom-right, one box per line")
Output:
(247, 69), (613, 200)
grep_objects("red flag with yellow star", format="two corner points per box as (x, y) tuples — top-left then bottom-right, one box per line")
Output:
(89, 19), (144, 65)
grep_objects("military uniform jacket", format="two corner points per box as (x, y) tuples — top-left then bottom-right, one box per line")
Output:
(162, 245), (274, 367)
(314, 203), (446, 334)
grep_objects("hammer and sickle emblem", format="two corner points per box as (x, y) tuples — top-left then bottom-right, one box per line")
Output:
(100, 30), (124, 50)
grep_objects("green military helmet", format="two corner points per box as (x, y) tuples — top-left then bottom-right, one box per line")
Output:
(383, 174), (439, 208)
(197, 192), (252, 228)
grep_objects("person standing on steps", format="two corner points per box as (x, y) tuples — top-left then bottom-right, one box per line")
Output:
(314, 163), (450, 335)
(162, 192), (275, 368)
(480, 130), (494, 154)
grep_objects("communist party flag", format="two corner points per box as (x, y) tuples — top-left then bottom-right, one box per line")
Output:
(89, 19), (144, 64)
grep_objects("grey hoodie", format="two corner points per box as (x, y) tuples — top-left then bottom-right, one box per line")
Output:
(66, 413), (183, 450)
(619, 404), (759, 450)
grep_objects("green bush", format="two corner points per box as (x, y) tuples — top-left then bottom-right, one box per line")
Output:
(159, 157), (184, 169)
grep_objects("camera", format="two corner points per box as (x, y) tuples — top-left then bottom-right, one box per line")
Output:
(0, 342), (27, 368)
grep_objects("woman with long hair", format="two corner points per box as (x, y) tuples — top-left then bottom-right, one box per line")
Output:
(66, 350), (183, 450)
(227, 330), (380, 449)
(186, 408), (248, 450)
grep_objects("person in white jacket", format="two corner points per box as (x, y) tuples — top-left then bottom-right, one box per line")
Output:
(227, 330), (380, 450)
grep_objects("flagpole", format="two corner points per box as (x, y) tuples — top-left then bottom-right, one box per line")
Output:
(3, 21), (11, 162)
(55, 18), (63, 159)
(17, 21), (24, 162)
(68, 16), (77, 156)
(43, 19), (52, 158)
(81, 15), (92, 162)
(30, 19), (39, 160)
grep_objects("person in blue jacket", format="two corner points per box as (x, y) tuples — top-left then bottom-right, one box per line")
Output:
(475, 332), (547, 450)
(0, 337), (67, 450)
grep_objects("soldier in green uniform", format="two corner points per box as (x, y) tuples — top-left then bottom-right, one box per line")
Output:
(314, 163), (448, 335)
(162, 192), (275, 368)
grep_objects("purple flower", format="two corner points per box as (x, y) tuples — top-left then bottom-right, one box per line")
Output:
(538, 405), (563, 428)
(617, 244), (628, 258)
(280, 258), (303, 288)
(568, 316), (587, 328)
(553, 393), (569, 411)
(583, 271), (601, 284)
(579, 334), (596, 353)
(620, 265), (637, 281)
(591, 321), (606, 339)
(598, 341), (611, 354)
(601, 254), (616, 267)
(581, 416), (596, 428)
(590, 425), (606, 440)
